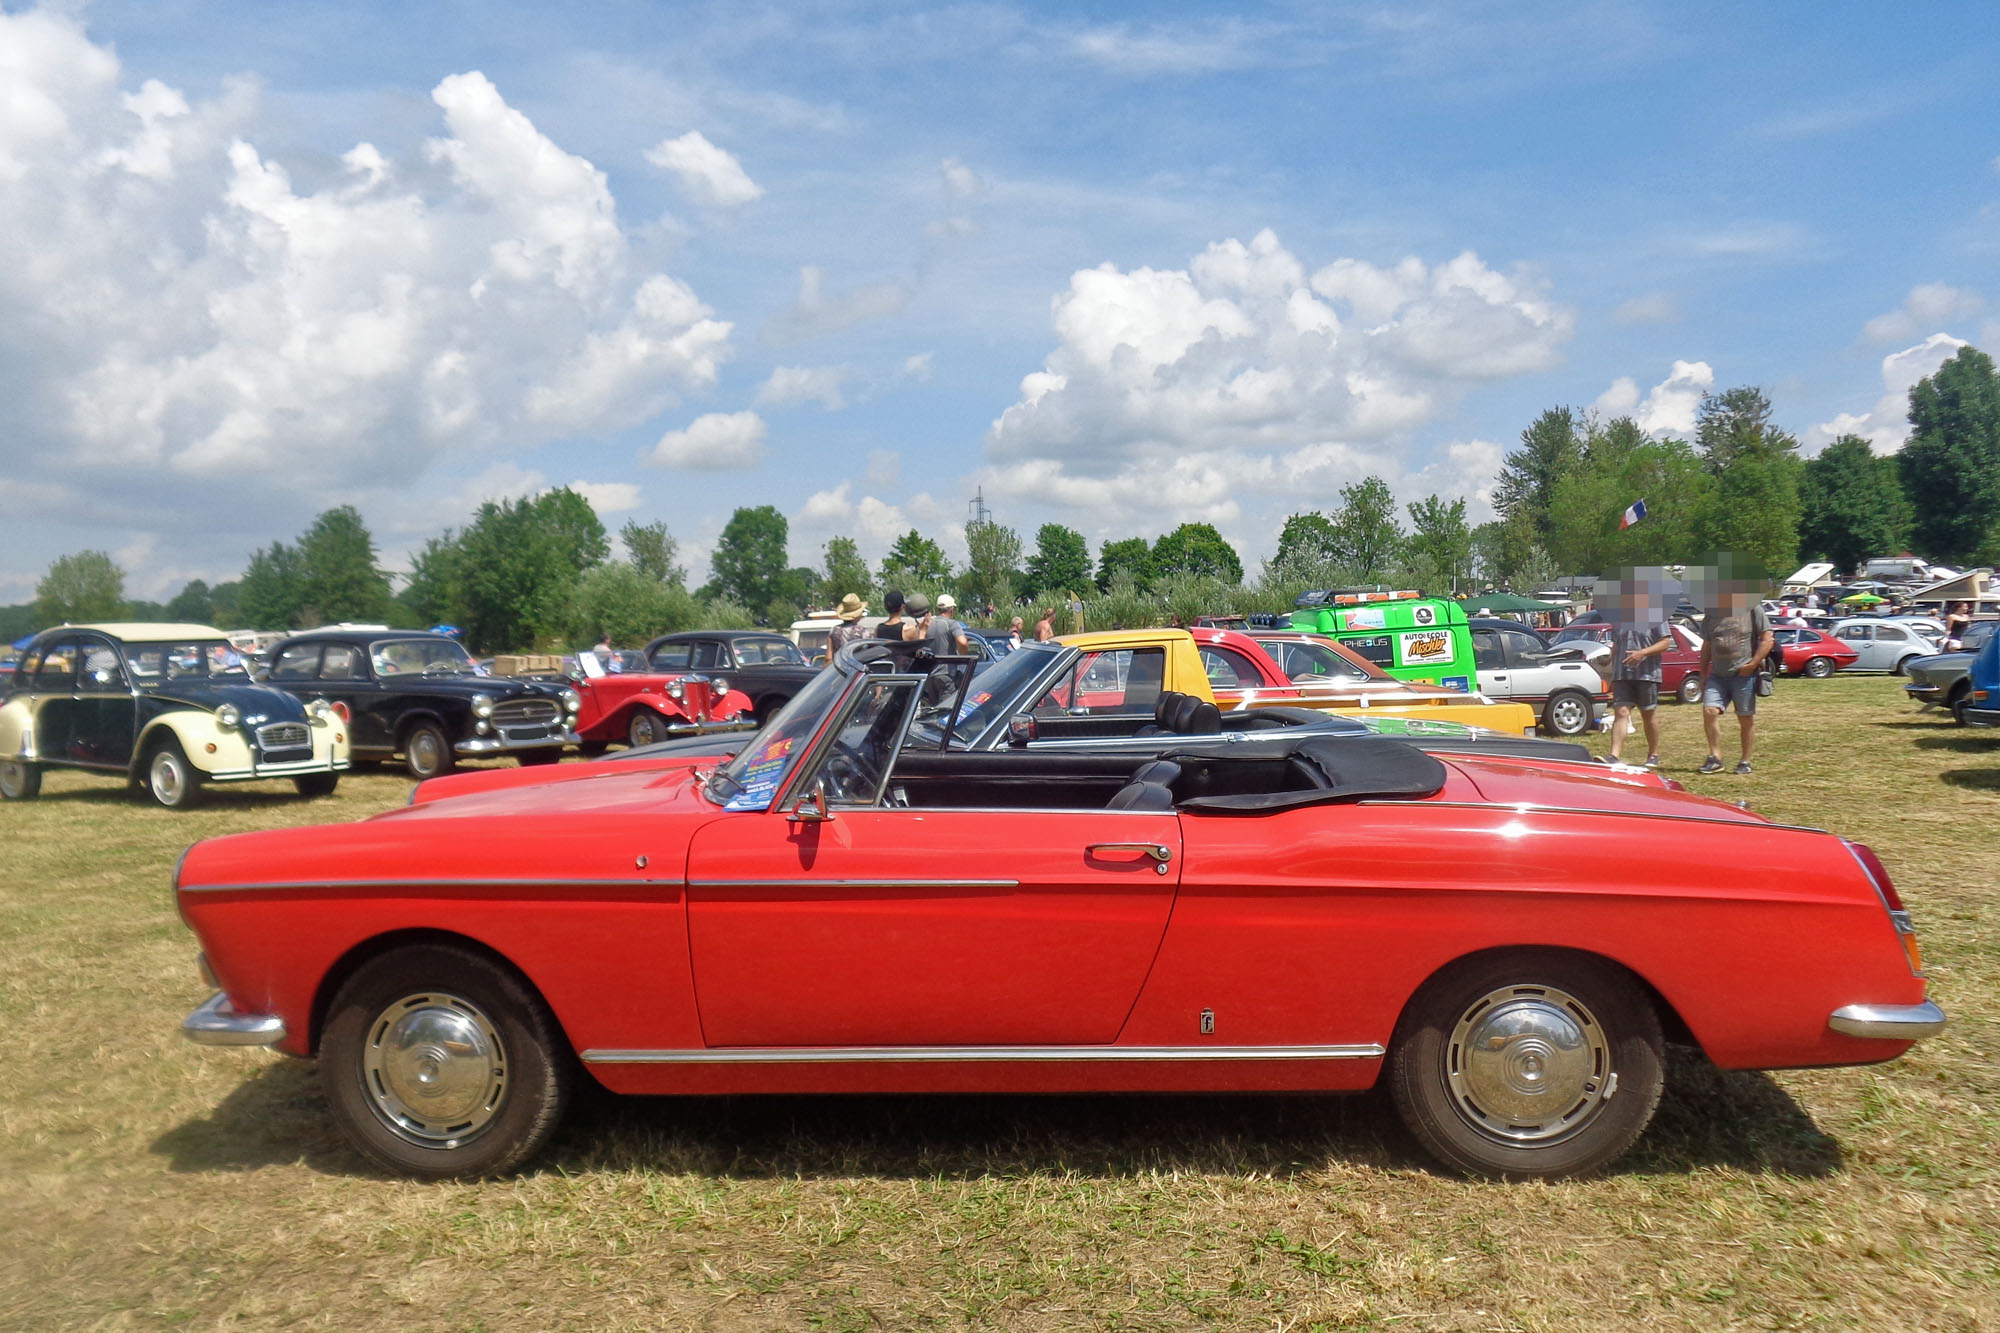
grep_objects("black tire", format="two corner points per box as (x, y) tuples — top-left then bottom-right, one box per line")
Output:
(1950, 683), (1972, 726)
(754, 695), (784, 726)
(577, 741), (610, 759)
(0, 758), (41, 801)
(1541, 690), (1593, 737)
(144, 738), (204, 809)
(627, 709), (668, 749)
(518, 749), (562, 766)
(403, 722), (455, 781)
(1388, 950), (1664, 1180)
(294, 773), (340, 798)
(1804, 656), (1835, 679)
(319, 944), (571, 1180)
(1675, 673), (1703, 705)
(1893, 655), (1918, 677)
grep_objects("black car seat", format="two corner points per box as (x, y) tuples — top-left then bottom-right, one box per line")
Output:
(1104, 758), (1183, 811)
(1186, 700), (1222, 734)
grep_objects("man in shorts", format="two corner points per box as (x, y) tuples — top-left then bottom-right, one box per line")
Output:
(1697, 562), (1775, 775)
(1603, 573), (1671, 767)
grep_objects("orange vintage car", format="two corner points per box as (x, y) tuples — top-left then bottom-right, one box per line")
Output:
(178, 641), (1943, 1182)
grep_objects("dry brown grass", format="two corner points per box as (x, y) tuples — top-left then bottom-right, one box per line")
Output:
(1, 678), (1996, 1331)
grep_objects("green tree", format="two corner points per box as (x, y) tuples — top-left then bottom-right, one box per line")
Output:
(455, 488), (610, 651)
(1493, 407), (1584, 548)
(165, 579), (214, 623)
(295, 506), (393, 624)
(1329, 477), (1404, 580)
(960, 520), (1023, 614)
(206, 580), (242, 626)
(399, 534), (464, 628)
(1271, 512), (1340, 570)
(1151, 522), (1243, 584)
(1688, 387), (1800, 576)
(1696, 386), (1780, 473)
(709, 505), (792, 613)
(820, 537), (874, 606)
(1548, 428), (1713, 574)
(878, 529), (952, 591)
(1403, 495), (1472, 595)
(34, 550), (125, 624)
(1023, 523), (1092, 597)
(1800, 435), (1913, 573)
(1096, 537), (1154, 591)
(569, 562), (699, 647)
(236, 542), (301, 628)
(620, 519), (685, 587)
(1900, 345), (2000, 563)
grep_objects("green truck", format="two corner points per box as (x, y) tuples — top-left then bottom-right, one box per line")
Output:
(1287, 593), (1477, 693)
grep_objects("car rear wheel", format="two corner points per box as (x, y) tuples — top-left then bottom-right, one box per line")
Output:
(627, 709), (668, 748)
(1804, 656), (1835, 679)
(1893, 655), (1919, 677)
(1950, 683), (1972, 726)
(1675, 673), (1703, 704)
(403, 722), (455, 781)
(146, 739), (204, 809)
(294, 773), (339, 798)
(1541, 690), (1593, 737)
(0, 758), (41, 800)
(1388, 951), (1664, 1180)
(320, 943), (572, 1180)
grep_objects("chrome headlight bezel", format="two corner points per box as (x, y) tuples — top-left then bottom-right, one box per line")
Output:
(711, 676), (729, 696)
(471, 693), (495, 719)
(215, 704), (241, 730)
(667, 680), (685, 701)
(560, 687), (582, 713)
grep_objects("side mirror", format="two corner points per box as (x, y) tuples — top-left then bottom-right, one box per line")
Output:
(1007, 714), (1037, 747)
(787, 779), (833, 824)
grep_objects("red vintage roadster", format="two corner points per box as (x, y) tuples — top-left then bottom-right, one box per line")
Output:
(566, 649), (755, 752)
(177, 642), (1943, 1181)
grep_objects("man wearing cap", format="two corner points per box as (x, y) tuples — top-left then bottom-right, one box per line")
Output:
(826, 593), (869, 658)
(922, 593), (971, 657)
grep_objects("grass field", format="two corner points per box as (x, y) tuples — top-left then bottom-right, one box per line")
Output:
(1, 674), (1995, 1330)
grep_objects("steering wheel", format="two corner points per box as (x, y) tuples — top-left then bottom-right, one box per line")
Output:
(819, 741), (873, 800)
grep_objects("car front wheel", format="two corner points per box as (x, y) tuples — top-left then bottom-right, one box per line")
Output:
(1804, 656), (1835, 679)
(146, 739), (204, 809)
(319, 943), (572, 1180)
(403, 722), (455, 781)
(1675, 673), (1703, 704)
(294, 773), (339, 798)
(627, 709), (668, 748)
(1388, 951), (1664, 1180)
(0, 758), (41, 801)
(1950, 683), (1972, 726)
(1541, 690), (1593, 737)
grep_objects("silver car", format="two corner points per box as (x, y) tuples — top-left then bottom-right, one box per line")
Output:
(1829, 618), (1938, 674)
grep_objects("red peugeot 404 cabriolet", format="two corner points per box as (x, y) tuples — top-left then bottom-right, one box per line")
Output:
(177, 641), (1943, 1181)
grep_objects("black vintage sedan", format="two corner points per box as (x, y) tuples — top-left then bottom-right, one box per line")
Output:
(641, 630), (821, 724)
(0, 622), (348, 808)
(261, 628), (580, 779)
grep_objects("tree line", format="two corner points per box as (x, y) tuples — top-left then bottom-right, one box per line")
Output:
(19, 345), (1998, 652)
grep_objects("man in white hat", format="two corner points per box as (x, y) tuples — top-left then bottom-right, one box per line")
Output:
(826, 593), (870, 657)
(924, 593), (970, 657)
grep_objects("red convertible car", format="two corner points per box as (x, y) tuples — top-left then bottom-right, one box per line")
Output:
(177, 643), (1943, 1181)
(567, 650), (755, 752)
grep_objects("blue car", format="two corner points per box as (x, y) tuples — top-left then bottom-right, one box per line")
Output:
(1964, 628), (2000, 728)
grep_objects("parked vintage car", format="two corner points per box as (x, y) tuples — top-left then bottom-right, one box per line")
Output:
(1903, 621), (2000, 723)
(1465, 618), (1610, 736)
(567, 650), (755, 752)
(1826, 618), (1940, 675)
(1547, 622), (1709, 704)
(643, 631), (821, 724)
(261, 628), (580, 779)
(1771, 626), (1860, 678)
(1960, 629), (2000, 729)
(1, 623), (348, 807)
(177, 638), (1943, 1182)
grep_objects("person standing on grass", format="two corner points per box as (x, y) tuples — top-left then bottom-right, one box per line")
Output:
(1696, 561), (1775, 775)
(1603, 573), (1671, 768)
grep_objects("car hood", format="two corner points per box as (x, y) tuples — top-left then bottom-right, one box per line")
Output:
(144, 679), (309, 724)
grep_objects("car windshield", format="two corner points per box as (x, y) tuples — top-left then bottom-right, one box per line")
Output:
(706, 664), (851, 809)
(907, 641), (1064, 748)
(372, 637), (479, 676)
(734, 638), (808, 666)
(124, 639), (252, 681)
(1256, 638), (1377, 682)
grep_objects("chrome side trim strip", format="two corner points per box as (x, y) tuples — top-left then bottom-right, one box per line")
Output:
(582, 1042), (1386, 1065)
(1363, 798), (1827, 834)
(182, 990), (287, 1046)
(688, 878), (1020, 890)
(1828, 1001), (1946, 1040)
(177, 876), (683, 894)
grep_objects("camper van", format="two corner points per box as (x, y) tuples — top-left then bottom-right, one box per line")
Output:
(1863, 557), (1957, 585)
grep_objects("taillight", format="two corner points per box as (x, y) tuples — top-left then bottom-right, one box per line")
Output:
(1846, 840), (1923, 976)
(1848, 841), (1904, 910)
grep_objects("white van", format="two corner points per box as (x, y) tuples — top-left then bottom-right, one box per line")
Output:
(1863, 557), (1956, 584)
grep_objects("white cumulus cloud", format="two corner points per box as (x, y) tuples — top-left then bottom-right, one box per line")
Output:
(1862, 283), (1983, 344)
(644, 130), (763, 208)
(756, 365), (847, 410)
(566, 480), (642, 514)
(1595, 360), (1713, 438)
(1805, 333), (1969, 455)
(647, 410), (768, 470)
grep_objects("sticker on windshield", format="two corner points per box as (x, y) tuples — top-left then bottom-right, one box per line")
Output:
(1440, 675), (1470, 692)
(1400, 630), (1454, 666)
(956, 690), (993, 722)
(723, 737), (795, 810)
(1342, 608), (1387, 630)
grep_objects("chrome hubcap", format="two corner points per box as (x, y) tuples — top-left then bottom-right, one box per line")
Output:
(361, 992), (507, 1147)
(0, 762), (23, 796)
(632, 713), (660, 746)
(151, 752), (183, 801)
(410, 732), (442, 774)
(1446, 984), (1612, 1145)
(1551, 699), (1585, 732)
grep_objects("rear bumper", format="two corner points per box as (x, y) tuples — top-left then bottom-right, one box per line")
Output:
(1827, 1000), (1946, 1040)
(183, 990), (287, 1047)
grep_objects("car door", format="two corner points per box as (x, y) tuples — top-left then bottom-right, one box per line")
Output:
(70, 634), (136, 767)
(1833, 623), (1875, 670)
(684, 675), (1183, 1048)
(25, 637), (81, 765)
(1872, 623), (1920, 670)
(1470, 628), (1514, 701)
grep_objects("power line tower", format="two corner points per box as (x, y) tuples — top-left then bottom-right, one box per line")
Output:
(967, 485), (992, 526)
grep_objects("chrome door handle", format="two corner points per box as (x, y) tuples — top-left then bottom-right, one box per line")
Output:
(1086, 842), (1172, 864)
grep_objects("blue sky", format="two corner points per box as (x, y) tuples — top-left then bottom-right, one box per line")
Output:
(3, 1), (1997, 604)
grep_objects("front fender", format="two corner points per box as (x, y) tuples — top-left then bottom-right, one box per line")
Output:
(139, 710), (254, 775)
(621, 693), (695, 724)
(0, 696), (33, 758)
(711, 688), (754, 721)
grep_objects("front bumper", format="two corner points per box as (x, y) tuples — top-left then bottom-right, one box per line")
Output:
(183, 990), (287, 1047)
(206, 755), (352, 781)
(1903, 682), (1944, 703)
(1828, 1000), (1946, 1040)
(668, 717), (758, 738)
(457, 727), (580, 756)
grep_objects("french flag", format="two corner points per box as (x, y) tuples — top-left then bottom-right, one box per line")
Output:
(1619, 499), (1648, 530)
